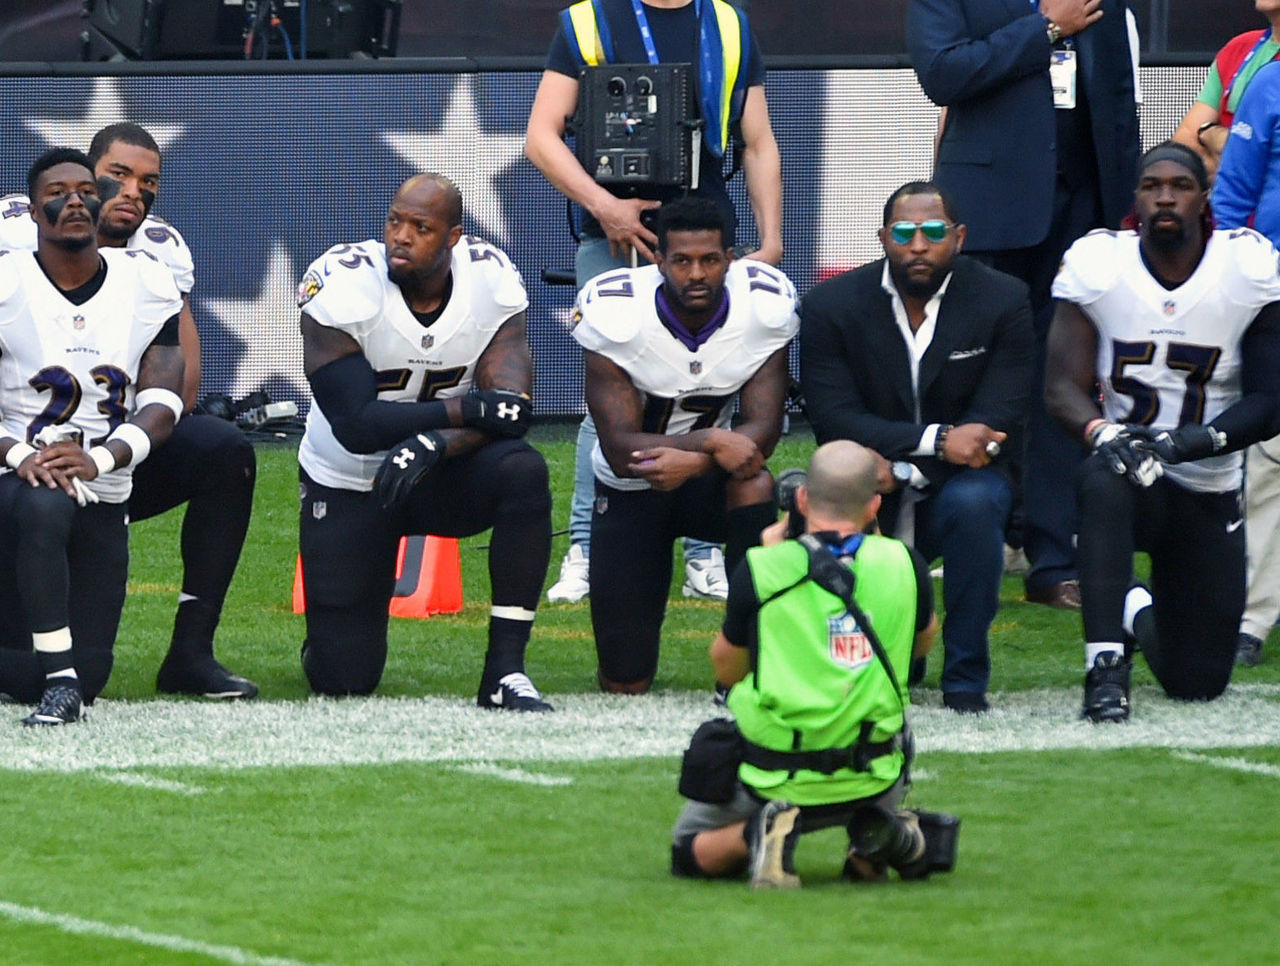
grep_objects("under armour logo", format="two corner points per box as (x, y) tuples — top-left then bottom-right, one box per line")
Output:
(497, 402), (521, 421)
(393, 447), (415, 470)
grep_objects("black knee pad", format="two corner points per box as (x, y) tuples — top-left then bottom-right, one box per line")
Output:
(496, 444), (552, 516)
(16, 486), (77, 542)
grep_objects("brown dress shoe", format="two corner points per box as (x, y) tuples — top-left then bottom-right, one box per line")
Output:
(1025, 579), (1082, 610)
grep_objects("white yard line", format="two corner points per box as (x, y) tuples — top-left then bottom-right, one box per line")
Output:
(0, 901), (319, 966)
(454, 763), (574, 786)
(91, 771), (206, 795)
(1, 684), (1277, 774)
(1171, 750), (1280, 779)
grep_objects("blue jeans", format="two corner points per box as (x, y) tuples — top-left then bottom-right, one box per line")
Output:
(568, 237), (717, 563)
(913, 467), (1012, 696)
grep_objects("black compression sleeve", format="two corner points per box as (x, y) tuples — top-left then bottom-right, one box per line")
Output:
(1211, 302), (1280, 449)
(308, 352), (453, 454)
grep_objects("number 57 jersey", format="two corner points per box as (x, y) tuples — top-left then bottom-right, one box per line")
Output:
(0, 248), (183, 503)
(1054, 227), (1280, 493)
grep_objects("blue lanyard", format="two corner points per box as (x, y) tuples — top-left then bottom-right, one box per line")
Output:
(629, 0), (703, 64)
(1226, 29), (1274, 106)
(824, 533), (864, 560)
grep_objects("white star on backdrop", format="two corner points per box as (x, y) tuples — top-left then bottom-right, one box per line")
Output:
(381, 76), (526, 246)
(201, 241), (305, 403)
(23, 76), (186, 153)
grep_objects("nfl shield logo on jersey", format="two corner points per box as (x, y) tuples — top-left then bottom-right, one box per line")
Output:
(1162, 299), (1176, 316)
(828, 612), (872, 670)
(296, 270), (324, 307)
(421, 333), (434, 350)
(72, 314), (85, 330)
(690, 360), (702, 375)
(312, 500), (327, 520)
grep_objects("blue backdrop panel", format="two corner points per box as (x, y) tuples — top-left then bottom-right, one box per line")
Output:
(0, 67), (1204, 415)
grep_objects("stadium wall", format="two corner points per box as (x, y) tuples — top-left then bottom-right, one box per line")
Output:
(0, 65), (1205, 415)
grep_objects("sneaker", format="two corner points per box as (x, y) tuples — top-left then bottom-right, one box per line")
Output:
(748, 799), (802, 889)
(479, 672), (554, 712)
(22, 681), (85, 727)
(683, 548), (728, 600)
(1236, 633), (1265, 667)
(157, 655), (259, 699)
(546, 544), (589, 603)
(1082, 651), (1131, 722)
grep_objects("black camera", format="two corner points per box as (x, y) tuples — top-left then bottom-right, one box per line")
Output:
(775, 467), (807, 539)
(847, 804), (960, 881)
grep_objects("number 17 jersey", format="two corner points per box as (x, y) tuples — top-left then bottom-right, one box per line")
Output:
(1053, 227), (1280, 492)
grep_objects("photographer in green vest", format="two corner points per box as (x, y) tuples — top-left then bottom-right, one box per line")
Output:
(672, 440), (959, 888)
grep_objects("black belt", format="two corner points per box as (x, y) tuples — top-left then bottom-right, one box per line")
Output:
(741, 733), (901, 775)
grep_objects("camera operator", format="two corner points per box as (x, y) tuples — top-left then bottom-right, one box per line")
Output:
(671, 441), (958, 888)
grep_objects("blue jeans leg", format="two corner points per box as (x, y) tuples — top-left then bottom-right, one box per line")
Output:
(915, 468), (1012, 696)
(569, 415), (598, 549)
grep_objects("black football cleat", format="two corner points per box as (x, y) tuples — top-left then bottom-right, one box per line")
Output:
(157, 656), (259, 700)
(22, 681), (85, 727)
(478, 672), (554, 712)
(1236, 633), (1264, 668)
(1083, 652), (1131, 723)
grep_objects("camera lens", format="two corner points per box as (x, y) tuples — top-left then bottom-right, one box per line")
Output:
(607, 76), (626, 97)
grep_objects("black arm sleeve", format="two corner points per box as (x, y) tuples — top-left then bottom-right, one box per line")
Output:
(307, 352), (453, 454)
(1211, 301), (1280, 449)
(908, 546), (935, 635)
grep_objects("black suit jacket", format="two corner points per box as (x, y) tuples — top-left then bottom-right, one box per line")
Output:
(907, 0), (1140, 252)
(799, 256), (1034, 533)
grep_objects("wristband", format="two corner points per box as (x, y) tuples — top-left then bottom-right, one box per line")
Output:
(1196, 120), (1221, 146)
(135, 386), (185, 423)
(5, 441), (36, 470)
(1084, 417), (1107, 446)
(1043, 16), (1063, 44)
(934, 425), (953, 461)
(106, 422), (152, 469)
(88, 445), (117, 477)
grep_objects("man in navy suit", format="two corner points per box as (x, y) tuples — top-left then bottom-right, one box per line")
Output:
(907, 0), (1140, 611)
(800, 181), (1034, 713)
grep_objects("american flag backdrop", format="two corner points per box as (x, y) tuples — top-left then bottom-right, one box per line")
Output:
(0, 66), (1204, 415)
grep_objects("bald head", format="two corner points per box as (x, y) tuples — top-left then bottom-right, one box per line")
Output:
(804, 441), (879, 523)
(396, 173), (463, 229)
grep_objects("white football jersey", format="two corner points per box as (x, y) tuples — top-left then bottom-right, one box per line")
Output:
(0, 248), (184, 503)
(0, 193), (195, 294)
(573, 260), (799, 491)
(297, 236), (528, 491)
(1054, 227), (1280, 492)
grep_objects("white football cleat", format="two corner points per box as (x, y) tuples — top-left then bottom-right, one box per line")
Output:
(546, 543), (590, 603)
(683, 547), (728, 600)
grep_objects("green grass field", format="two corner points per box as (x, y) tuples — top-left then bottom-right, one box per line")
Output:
(3, 421), (1278, 966)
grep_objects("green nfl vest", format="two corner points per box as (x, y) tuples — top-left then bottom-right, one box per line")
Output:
(728, 536), (917, 805)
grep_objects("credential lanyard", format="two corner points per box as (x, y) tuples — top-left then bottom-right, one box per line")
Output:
(629, 0), (710, 66)
(1226, 29), (1274, 106)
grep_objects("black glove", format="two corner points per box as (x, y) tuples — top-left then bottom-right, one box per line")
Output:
(1088, 422), (1163, 488)
(1147, 424), (1228, 464)
(374, 430), (445, 511)
(460, 389), (532, 438)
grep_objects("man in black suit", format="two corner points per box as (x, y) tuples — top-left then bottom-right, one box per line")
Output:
(800, 181), (1034, 713)
(907, 0), (1141, 610)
